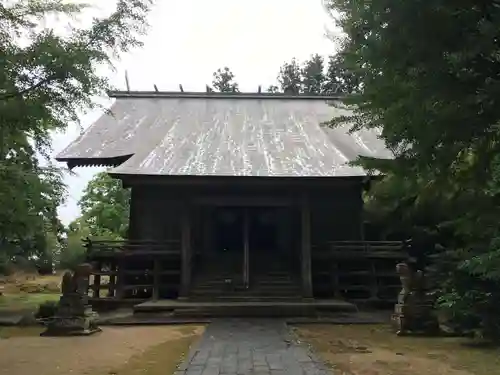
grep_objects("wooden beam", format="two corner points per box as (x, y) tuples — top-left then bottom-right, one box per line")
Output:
(114, 174), (364, 189)
(180, 202), (192, 297)
(193, 196), (293, 207)
(300, 194), (313, 298)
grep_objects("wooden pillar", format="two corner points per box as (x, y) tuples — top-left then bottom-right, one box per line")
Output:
(93, 262), (101, 299)
(243, 208), (250, 289)
(108, 264), (117, 297)
(127, 187), (139, 240)
(116, 258), (125, 299)
(180, 202), (192, 297)
(152, 258), (161, 300)
(301, 194), (313, 298)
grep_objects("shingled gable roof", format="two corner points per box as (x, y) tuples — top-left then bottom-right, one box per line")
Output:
(56, 91), (392, 177)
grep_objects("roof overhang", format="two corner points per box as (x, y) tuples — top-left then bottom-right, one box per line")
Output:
(110, 173), (369, 188)
(56, 155), (133, 169)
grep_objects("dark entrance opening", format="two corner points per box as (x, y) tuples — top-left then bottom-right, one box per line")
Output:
(213, 207), (244, 254)
(248, 207), (294, 279)
(191, 203), (300, 297)
(205, 207), (246, 287)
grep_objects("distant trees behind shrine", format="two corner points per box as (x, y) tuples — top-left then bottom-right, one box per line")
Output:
(210, 54), (359, 95)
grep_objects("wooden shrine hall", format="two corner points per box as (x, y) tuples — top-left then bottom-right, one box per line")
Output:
(57, 91), (407, 314)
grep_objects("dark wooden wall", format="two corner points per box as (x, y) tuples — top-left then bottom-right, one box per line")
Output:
(129, 181), (364, 245)
(124, 179), (366, 299)
(129, 187), (182, 242)
(309, 184), (364, 244)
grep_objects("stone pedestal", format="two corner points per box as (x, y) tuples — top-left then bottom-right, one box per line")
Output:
(391, 295), (438, 336)
(41, 293), (101, 336)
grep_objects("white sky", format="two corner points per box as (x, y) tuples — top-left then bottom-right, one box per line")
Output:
(51, 0), (337, 225)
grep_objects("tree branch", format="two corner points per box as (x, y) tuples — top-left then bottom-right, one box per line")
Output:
(0, 74), (61, 101)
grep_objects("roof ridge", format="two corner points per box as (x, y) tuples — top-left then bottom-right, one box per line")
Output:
(108, 90), (345, 100)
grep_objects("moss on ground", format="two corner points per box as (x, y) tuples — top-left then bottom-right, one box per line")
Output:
(294, 324), (500, 375)
(104, 325), (201, 375)
(0, 293), (59, 311)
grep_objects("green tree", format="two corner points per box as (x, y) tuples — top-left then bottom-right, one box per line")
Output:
(323, 53), (360, 94)
(77, 172), (131, 239)
(0, 0), (151, 271)
(326, 0), (500, 338)
(276, 58), (302, 94)
(268, 54), (355, 95)
(301, 54), (325, 94)
(212, 67), (239, 92)
(266, 84), (280, 93)
(59, 219), (91, 270)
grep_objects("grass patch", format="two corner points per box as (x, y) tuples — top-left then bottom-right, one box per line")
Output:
(0, 293), (59, 311)
(294, 324), (500, 375)
(104, 326), (201, 375)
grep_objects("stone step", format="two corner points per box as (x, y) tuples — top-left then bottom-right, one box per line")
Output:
(171, 306), (317, 317)
(192, 283), (296, 290)
(192, 275), (294, 282)
(190, 286), (301, 292)
(133, 299), (358, 315)
(195, 295), (304, 302)
(190, 290), (300, 296)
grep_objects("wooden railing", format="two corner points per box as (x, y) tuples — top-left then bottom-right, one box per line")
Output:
(311, 240), (408, 304)
(83, 238), (181, 259)
(83, 239), (183, 302)
(312, 240), (407, 259)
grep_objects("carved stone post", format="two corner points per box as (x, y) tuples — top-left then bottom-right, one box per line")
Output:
(391, 262), (439, 336)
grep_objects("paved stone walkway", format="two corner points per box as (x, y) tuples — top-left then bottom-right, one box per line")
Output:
(174, 319), (332, 375)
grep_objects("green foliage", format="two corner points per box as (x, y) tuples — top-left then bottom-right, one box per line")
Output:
(323, 53), (360, 94)
(75, 172), (131, 239)
(212, 67), (239, 92)
(59, 225), (89, 270)
(326, 0), (500, 338)
(267, 54), (356, 95)
(59, 172), (130, 266)
(0, 0), (152, 272)
(277, 58), (303, 94)
(301, 54), (325, 94)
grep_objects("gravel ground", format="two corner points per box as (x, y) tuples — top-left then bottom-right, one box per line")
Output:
(0, 325), (204, 375)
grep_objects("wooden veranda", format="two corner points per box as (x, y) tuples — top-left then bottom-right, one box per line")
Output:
(84, 238), (408, 307)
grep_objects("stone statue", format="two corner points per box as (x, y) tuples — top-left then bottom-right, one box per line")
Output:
(60, 263), (93, 297)
(391, 262), (439, 336)
(41, 263), (101, 337)
(61, 271), (74, 295)
(396, 262), (412, 300)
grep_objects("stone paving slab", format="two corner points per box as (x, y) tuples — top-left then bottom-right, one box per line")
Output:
(174, 318), (332, 375)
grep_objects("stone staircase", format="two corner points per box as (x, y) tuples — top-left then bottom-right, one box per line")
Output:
(188, 270), (302, 300)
